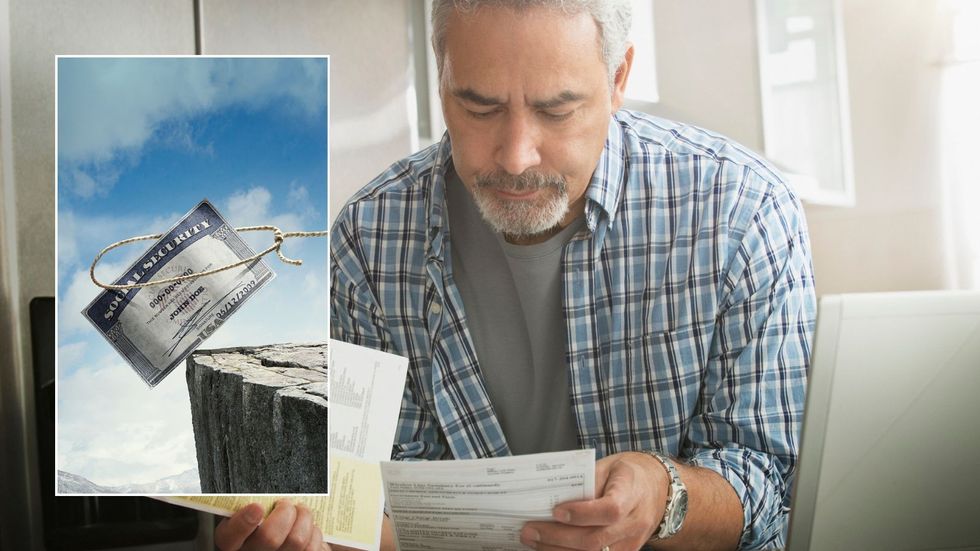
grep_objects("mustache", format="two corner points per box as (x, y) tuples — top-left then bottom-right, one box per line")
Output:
(474, 170), (567, 194)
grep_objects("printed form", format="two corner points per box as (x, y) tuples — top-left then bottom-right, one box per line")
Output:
(381, 449), (596, 551)
(159, 339), (408, 551)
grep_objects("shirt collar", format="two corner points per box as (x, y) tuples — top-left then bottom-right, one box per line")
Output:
(425, 134), (455, 258)
(583, 114), (628, 236)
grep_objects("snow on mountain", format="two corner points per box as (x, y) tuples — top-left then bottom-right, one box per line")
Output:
(57, 467), (201, 494)
(116, 467), (201, 493)
(56, 470), (115, 494)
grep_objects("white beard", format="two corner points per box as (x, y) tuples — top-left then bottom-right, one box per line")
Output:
(470, 171), (569, 239)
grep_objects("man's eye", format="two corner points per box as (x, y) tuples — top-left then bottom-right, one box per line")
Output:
(467, 109), (498, 119)
(542, 110), (573, 122)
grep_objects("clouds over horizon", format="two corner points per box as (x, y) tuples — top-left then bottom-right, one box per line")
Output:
(57, 354), (197, 487)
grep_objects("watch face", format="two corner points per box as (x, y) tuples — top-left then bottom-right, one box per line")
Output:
(669, 490), (689, 533)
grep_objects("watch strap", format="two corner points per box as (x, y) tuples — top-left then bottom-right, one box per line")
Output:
(641, 451), (686, 540)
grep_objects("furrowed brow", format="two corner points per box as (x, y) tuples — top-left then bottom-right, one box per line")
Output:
(530, 90), (587, 110)
(452, 88), (504, 106)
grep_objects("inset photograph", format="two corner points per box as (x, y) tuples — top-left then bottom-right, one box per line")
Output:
(55, 56), (329, 495)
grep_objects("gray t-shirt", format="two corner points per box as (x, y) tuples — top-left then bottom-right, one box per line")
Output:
(447, 171), (582, 455)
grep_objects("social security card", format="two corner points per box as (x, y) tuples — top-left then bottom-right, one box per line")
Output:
(82, 199), (275, 387)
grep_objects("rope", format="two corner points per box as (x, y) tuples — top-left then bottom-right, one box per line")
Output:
(90, 225), (327, 291)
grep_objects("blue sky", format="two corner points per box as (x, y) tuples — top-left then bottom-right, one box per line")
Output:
(56, 57), (328, 488)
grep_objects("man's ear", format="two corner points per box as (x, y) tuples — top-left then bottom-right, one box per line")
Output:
(610, 43), (635, 112)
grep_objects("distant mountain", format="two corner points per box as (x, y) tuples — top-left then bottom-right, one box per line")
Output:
(57, 470), (115, 494)
(116, 467), (201, 493)
(57, 467), (201, 494)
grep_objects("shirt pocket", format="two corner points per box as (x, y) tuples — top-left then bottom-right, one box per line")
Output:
(595, 321), (711, 455)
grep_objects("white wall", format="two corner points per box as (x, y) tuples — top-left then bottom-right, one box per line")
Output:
(805, 0), (948, 294)
(647, 0), (951, 295)
(646, 0), (765, 152)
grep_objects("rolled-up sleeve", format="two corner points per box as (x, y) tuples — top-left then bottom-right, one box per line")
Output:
(684, 172), (816, 549)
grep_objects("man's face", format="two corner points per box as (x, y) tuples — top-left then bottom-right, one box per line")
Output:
(440, 6), (630, 241)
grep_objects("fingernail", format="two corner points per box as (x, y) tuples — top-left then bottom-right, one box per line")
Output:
(244, 506), (262, 524)
(554, 510), (571, 523)
(525, 528), (540, 542)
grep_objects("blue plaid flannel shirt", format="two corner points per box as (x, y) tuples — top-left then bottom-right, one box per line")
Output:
(331, 110), (816, 549)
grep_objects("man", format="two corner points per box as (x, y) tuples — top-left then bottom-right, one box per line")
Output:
(217, 1), (815, 549)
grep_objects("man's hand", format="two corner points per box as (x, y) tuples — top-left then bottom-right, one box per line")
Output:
(520, 452), (668, 551)
(214, 499), (329, 551)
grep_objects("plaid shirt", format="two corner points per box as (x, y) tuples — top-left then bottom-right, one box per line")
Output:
(331, 110), (815, 549)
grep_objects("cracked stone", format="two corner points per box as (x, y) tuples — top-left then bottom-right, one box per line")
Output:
(186, 342), (328, 493)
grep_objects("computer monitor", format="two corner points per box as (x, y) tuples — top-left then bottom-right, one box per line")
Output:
(788, 291), (980, 551)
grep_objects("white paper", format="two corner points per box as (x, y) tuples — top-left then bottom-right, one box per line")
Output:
(323, 338), (410, 549)
(381, 449), (596, 551)
(329, 339), (409, 460)
(157, 454), (385, 550)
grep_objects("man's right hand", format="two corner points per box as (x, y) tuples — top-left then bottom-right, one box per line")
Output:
(214, 499), (329, 551)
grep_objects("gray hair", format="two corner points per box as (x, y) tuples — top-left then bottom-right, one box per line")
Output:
(430, 0), (632, 87)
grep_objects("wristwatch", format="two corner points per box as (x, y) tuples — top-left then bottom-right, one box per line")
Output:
(643, 452), (688, 540)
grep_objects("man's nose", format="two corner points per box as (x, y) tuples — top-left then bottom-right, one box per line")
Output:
(493, 112), (541, 175)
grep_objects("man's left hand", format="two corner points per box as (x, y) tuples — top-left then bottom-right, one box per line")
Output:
(520, 451), (669, 550)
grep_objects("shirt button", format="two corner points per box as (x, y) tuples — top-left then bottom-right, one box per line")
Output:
(430, 302), (442, 315)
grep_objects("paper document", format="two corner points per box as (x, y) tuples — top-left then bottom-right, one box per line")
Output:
(157, 340), (409, 551)
(157, 454), (380, 547)
(329, 340), (408, 460)
(381, 449), (596, 551)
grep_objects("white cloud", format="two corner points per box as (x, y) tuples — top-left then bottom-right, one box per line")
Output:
(57, 355), (197, 487)
(287, 181), (316, 217)
(303, 271), (322, 295)
(58, 268), (327, 485)
(286, 181), (324, 227)
(156, 118), (215, 158)
(64, 167), (100, 198)
(58, 209), (182, 287)
(205, 265), (328, 348)
(57, 210), (79, 274)
(57, 265), (326, 486)
(58, 341), (88, 367)
(60, 259), (138, 337)
(222, 185), (318, 258)
(226, 187), (276, 227)
(56, 269), (327, 486)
